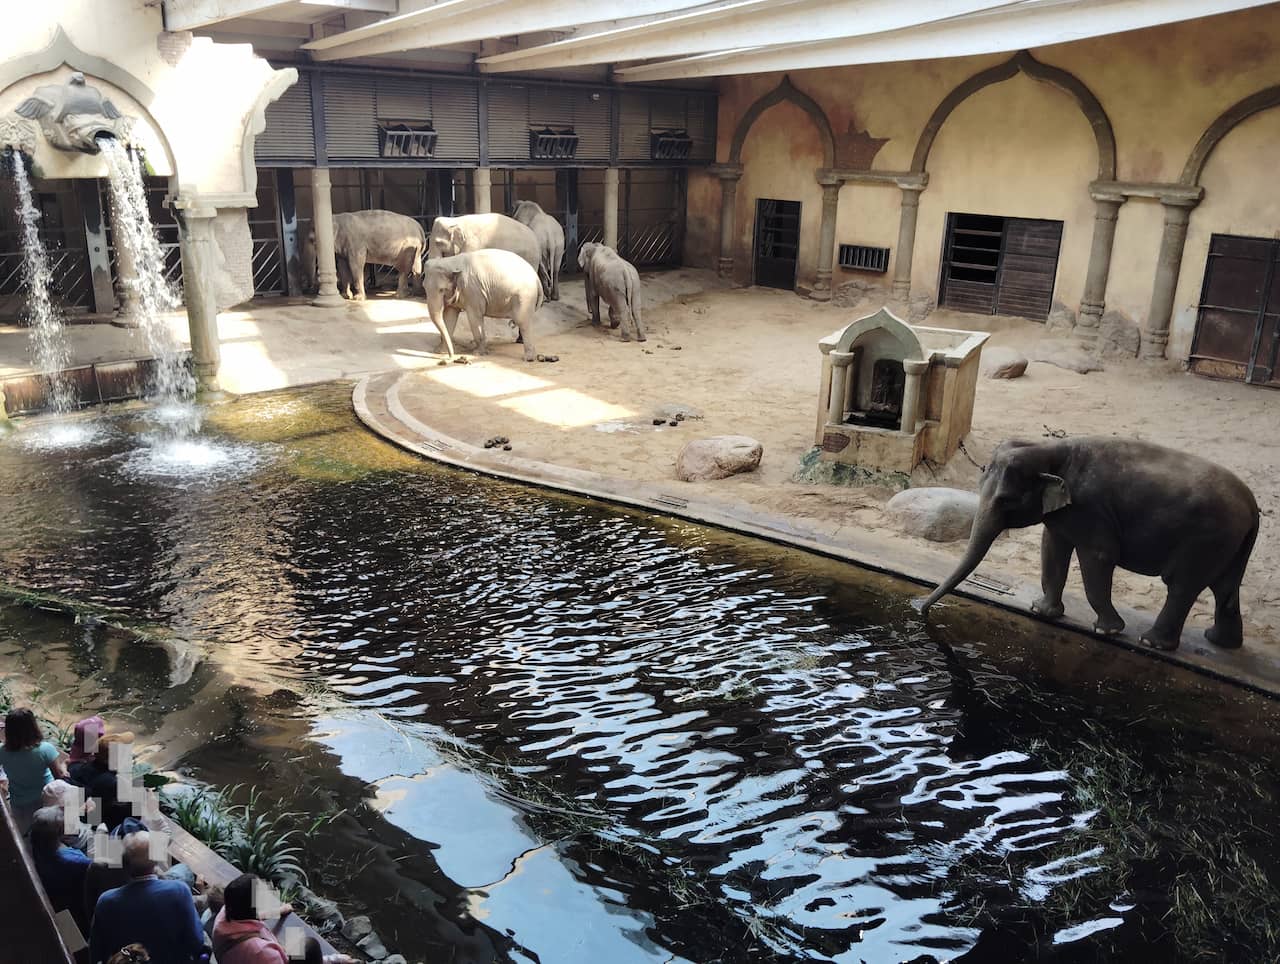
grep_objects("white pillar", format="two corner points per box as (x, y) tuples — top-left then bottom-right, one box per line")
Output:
(900, 358), (928, 435)
(310, 168), (344, 308)
(827, 351), (853, 424)
(174, 205), (221, 392)
(604, 168), (620, 249)
(474, 167), (492, 214)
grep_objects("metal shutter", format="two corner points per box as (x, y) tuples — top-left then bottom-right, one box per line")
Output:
(687, 94), (716, 162)
(488, 84), (530, 161)
(649, 93), (685, 130)
(573, 88), (611, 162)
(324, 74), (378, 161)
(255, 80), (314, 163)
(619, 92), (650, 162)
(432, 82), (480, 161)
(376, 75), (431, 121)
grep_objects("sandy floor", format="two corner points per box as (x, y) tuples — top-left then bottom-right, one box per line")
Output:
(394, 282), (1280, 649)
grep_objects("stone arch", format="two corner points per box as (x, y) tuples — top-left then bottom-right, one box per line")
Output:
(834, 307), (923, 359)
(910, 50), (1116, 180)
(727, 75), (836, 168)
(1181, 86), (1280, 186)
(240, 68), (300, 199)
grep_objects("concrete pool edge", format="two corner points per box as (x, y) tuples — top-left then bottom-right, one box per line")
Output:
(353, 370), (1280, 699)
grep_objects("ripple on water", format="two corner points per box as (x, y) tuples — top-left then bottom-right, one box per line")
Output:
(13, 420), (113, 452)
(120, 437), (265, 481)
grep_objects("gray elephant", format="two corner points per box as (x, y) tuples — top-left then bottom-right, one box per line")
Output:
(915, 437), (1260, 652)
(577, 242), (644, 343)
(306, 210), (425, 300)
(510, 200), (566, 301)
(421, 249), (541, 362)
(427, 214), (540, 275)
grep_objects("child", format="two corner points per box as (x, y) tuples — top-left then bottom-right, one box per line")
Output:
(0, 707), (68, 832)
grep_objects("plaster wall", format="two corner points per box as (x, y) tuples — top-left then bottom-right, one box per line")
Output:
(684, 169), (719, 269)
(700, 4), (1280, 359)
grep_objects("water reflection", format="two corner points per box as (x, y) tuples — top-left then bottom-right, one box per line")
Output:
(1, 386), (1279, 964)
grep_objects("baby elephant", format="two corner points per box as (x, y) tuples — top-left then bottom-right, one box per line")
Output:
(577, 242), (644, 343)
(421, 249), (541, 362)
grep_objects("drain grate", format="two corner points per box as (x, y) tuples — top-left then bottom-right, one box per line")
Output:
(654, 494), (690, 509)
(961, 574), (1015, 596)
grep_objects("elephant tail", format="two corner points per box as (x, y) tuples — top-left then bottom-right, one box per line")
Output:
(626, 268), (641, 330)
(1221, 511), (1260, 603)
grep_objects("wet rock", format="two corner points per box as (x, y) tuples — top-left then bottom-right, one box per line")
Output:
(676, 436), (763, 482)
(297, 886), (341, 924)
(342, 915), (373, 943)
(887, 487), (979, 542)
(1031, 343), (1103, 374)
(655, 403), (704, 421)
(980, 347), (1028, 380)
(1098, 309), (1141, 359)
(383, 957), (408, 964)
(358, 932), (389, 960)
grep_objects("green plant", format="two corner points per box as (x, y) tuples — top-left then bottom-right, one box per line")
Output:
(161, 786), (237, 854)
(219, 789), (309, 886)
(0, 677), (14, 714)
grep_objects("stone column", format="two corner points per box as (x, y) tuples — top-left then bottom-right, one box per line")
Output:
(1142, 197), (1199, 359)
(309, 168), (344, 308)
(111, 195), (141, 324)
(710, 164), (744, 279)
(900, 358), (928, 435)
(604, 168), (620, 249)
(174, 205), (221, 393)
(827, 351), (854, 424)
(473, 167), (492, 214)
(812, 174), (841, 302)
(1076, 189), (1126, 343)
(892, 183), (925, 302)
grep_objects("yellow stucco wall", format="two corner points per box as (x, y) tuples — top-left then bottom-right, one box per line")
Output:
(699, 4), (1280, 358)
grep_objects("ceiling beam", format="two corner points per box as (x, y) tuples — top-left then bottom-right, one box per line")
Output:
(479, 0), (1020, 73)
(164, 0), (298, 31)
(615, 0), (1274, 82)
(302, 0), (704, 61)
(298, 0), (397, 11)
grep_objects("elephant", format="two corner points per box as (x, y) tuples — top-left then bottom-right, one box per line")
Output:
(305, 210), (426, 300)
(914, 437), (1260, 652)
(427, 214), (540, 276)
(577, 242), (644, 343)
(510, 200), (566, 301)
(420, 249), (542, 362)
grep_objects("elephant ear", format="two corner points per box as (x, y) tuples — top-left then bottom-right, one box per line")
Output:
(1039, 473), (1071, 514)
(448, 224), (465, 252)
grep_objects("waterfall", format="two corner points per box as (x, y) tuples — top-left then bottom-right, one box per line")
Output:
(11, 152), (74, 414)
(99, 138), (197, 432)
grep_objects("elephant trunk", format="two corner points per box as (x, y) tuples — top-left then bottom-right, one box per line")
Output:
(424, 288), (455, 358)
(915, 507), (1003, 615)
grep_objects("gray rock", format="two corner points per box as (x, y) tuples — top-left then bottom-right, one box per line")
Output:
(655, 402), (704, 421)
(1046, 301), (1077, 333)
(1031, 343), (1104, 374)
(886, 487), (980, 542)
(1097, 310), (1141, 359)
(980, 347), (1028, 379)
(299, 887), (342, 923)
(676, 436), (763, 482)
(907, 291), (936, 323)
(383, 957), (408, 964)
(342, 915), (373, 943)
(358, 932), (389, 960)
(832, 279), (884, 308)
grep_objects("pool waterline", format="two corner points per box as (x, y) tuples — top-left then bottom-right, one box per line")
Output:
(2, 384), (1279, 963)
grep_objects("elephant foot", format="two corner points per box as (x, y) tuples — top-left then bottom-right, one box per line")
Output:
(1205, 624), (1244, 649)
(610, 320), (620, 329)
(522, 350), (537, 363)
(1031, 597), (1065, 620)
(1140, 632), (1180, 652)
(1093, 613), (1125, 636)
(621, 333), (631, 343)
(636, 334), (647, 343)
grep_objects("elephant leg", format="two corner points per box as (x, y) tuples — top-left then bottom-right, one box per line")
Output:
(1141, 578), (1206, 652)
(350, 252), (368, 300)
(608, 300), (628, 340)
(443, 305), (462, 342)
(1207, 575), (1245, 649)
(514, 305), (537, 362)
(1031, 527), (1070, 620)
(585, 278), (601, 326)
(462, 297), (488, 354)
(551, 265), (560, 303)
(1077, 551), (1125, 635)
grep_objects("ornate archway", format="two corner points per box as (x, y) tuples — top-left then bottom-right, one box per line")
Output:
(727, 75), (836, 168)
(1181, 86), (1280, 186)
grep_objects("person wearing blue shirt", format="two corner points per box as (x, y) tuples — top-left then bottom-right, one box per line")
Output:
(0, 707), (68, 832)
(90, 831), (207, 964)
(30, 806), (93, 935)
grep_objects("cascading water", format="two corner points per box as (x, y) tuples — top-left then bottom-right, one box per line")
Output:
(10, 151), (74, 415)
(99, 137), (198, 434)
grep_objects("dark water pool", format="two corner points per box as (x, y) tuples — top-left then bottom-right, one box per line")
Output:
(2, 385), (1279, 963)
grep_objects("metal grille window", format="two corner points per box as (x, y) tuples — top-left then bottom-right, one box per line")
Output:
(839, 244), (890, 273)
(650, 130), (692, 160)
(529, 128), (578, 160)
(378, 122), (437, 158)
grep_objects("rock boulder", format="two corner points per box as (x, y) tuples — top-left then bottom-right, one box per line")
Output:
(676, 436), (763, 482)
(886, 487), (979, 542)
(980, 347), (1028, 379)
(1097, 310), (1141, 359)
(1031, 343), (1104, 374)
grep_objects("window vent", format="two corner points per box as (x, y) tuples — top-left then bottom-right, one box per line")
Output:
(839, 243), (890, 273)
(650, 129), (693, 160)
(378, 122), (437, 158)
(529, 127), (578, 159)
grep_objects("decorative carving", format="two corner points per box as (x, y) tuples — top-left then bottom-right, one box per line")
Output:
(0, 117), (37, 155)
(835, 122), (889, 169)
(13, 72), (130, 154)
(822, 432), (851, 453)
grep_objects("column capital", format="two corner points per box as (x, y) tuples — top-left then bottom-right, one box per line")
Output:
(816, 172), (842, 188)
(709, 163), (744, 181)
(902, 358), (930, 376)
(829, 350), (856, 367)
(1089, 190), (1127, 207)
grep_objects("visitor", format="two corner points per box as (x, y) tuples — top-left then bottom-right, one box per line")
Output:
(30, 805), (93, 935)
(106, 946), (151, 964)
(210, 873), (294, 964)
(0, 707), (68, 832)
(69, 716), (105, 767)
(42, 778), (94, 852)
(303, 935), (357, 964)
(89, 831), (207, 964)
(68, 730), (135, 830)
(198, 883), (224, 942)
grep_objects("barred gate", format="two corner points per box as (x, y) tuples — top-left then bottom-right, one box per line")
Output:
(621, 168), (685, 268)
(0, 178), (94, 321)
(250, 172), (286, 296)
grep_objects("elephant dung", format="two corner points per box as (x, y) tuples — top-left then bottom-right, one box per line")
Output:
(655, 403), (704, 421)
(1030, 342), (1104, 374)
(676, 436), (763, 482)
(886, 487), (980, 542)
(980, 347), (1028, 380)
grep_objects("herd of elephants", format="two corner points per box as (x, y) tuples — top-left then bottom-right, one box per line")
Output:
(307, 206), (1262, 659)
(308, 203), (643, 362)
